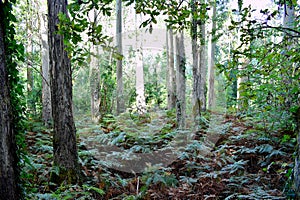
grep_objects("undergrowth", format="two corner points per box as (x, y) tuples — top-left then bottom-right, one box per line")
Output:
(22, 109), (295, 199)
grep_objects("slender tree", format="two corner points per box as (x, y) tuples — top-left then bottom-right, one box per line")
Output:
(25, 0), (35, 114)
(176, 31), (186, 129)
(90, 45), (101, 122)
(167, 27), (176, 110)
(40, 0), (52, 126)
(191, 0), (201, 124)
(207, 1), (216, 109)
(135, 14), (146, 114)
(89, 9), (101, 122)
(281, 2), (300, 196)
(116, 0), (125, 114)
(48, 0), (79, 184)
(198, 4), (207, 112)
(0, 2), (20, 199)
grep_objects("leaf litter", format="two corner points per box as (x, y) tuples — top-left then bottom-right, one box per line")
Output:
(23, 110), (294, 199)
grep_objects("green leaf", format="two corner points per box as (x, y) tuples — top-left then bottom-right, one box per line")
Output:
(83, 185), (105, 195)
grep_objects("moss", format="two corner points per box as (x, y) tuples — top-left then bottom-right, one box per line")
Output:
(50, 166), (81, 185)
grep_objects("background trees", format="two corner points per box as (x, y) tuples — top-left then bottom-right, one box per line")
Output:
(1, 0), (300, 198)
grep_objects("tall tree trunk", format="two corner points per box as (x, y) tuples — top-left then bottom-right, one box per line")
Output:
(237, 58), (249, 110)
(116, 0), (125, 114)
(167, 28), (176, 110)
(207, 2), (216, 109)
(135, 14), (146, 114)
(191, 0), (201, 125)
(0, 3), (19, 199)
(48, 0), (79, 184)
(295, 106), (300, 197)
(89, 9), (101, 122)
(26, 0), (35, 114)
(282, 3), (300, 196)
(176, 32), (186, 129)
(40, 0), (52, 126)
(199, 16), (207, 112)
(90, 45), (100, 122)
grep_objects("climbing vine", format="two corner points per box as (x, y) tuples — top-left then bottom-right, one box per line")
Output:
(2, 0), (27, 194)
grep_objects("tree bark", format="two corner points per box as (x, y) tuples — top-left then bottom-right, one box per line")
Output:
(167, 28), (176, 110)
(89, 9), (101, 122)
(90, 45), (101, 122)
(116, 0), (125, 114)
(48, 0), (79, 184)
(26, 0), (35, 114)
(207, 2), (216, 109)
(0, 3), (19, 199)
(135, 14), (146, 114)
(295, 106), (300, 197)
(176, 32), (186, 129)
(236, 58), (249, 110)
(191, 0), (201, 125)
(199, 16), (207, 112)
(282, 3), (300, 196)
(40, 0), (52, 126)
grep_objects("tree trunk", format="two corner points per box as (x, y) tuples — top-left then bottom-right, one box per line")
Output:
(167, 28), (176, 110)
(89, 9), (101, 122)
(191, 0), (201, 125)
(0, 3), (19, 198)
(90, 45), (100, 122)
(199, 17), (207, 112)
(295, 106), (300, 197)
(282, 3), (300, 196)
(40, 0), (52, 126)
(48, 0), (79, 184)
(237, 58), (249, 110)
(176, 32), (186, 129)
(207, 2), (216, 109)
(26, 1), (35, 114)
(116, 0), (125, 114)
(135, 14), (146, 114)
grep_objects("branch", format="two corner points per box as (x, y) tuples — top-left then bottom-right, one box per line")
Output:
(261, 23), (300, 38)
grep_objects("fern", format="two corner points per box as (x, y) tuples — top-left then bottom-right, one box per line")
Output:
(83, 184), (105, 195)
(221, 160), (248, 174)
(255, 144), (274, 154)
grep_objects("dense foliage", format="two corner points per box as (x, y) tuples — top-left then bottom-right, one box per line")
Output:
(1, 0), (299, 199)
(1, 0), (27, 197)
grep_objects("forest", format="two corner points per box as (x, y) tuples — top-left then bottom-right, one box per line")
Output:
(0, 0), (299, 199)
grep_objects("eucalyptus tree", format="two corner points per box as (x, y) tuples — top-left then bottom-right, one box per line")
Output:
(166, 27), (176, 110)
(25, 0), (35, 113)
(0, 5), (19, 199)
(127, 0), (211, 123)
(135, 14), (146, 114)
(207, 0), (216, 109)
(219, 0), (300, 195)
(48, 0), (80, 184)
(198, 0), (207, 112)
(116, 0), (125, 114)
(40, 0), (52, 126)
(89, 9), (101, 121)
(176, 31), (186, 129)
(191, 0), (201, 123)
(90, 45), (101, 121)
(281, 2), (300, 196)
(0, 0), (24, 198)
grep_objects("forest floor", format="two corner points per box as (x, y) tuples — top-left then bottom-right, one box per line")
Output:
(23, 109), (295, 199)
